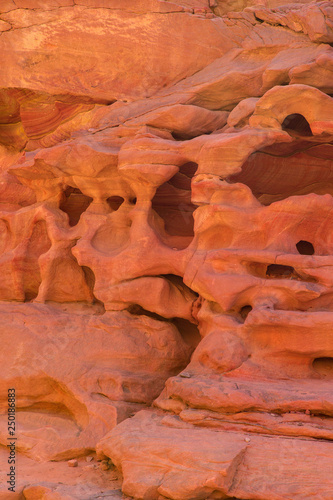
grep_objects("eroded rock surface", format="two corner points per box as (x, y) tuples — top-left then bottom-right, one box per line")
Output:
(0, 0), (333, 498)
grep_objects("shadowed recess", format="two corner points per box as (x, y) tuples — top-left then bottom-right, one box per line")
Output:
(82, 266), (105, 312)
(313, 357), (333, 378)
(239, 305), (253, 321)
(128, 304), (201, 350)
(296, 240), (315, 255)
(17, 402), (76, 420)
(127, 274), (201, 349)
(24, 220), (52, 301)
(282, 114), (313, 137)
(229, 143), (333, 205)
(152, 163), (198, 237)
(266, 264), (295, 278)
(107, 196), (124, 211)
(59, 187), (93, 226)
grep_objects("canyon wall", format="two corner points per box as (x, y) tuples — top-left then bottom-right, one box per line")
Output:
(0, 0), (333, 498)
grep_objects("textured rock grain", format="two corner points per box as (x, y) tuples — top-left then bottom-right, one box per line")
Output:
(0, 0), (333, 498)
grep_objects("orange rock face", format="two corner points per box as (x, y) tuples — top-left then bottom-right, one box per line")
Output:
(0, 0), (333, 499)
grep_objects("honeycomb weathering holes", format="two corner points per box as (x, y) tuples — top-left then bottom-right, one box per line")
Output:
(2, 2), (333, 494)
(59, 187), (93, 226)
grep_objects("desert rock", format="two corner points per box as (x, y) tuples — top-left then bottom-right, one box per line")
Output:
(0, 0), (332, 499)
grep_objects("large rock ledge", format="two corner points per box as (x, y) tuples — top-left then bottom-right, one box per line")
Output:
(0, 303), (191, 462)
(97, 410), (333, 500)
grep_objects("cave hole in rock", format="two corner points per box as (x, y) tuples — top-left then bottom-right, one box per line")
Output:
(152, 163), (197, 243)
(107, 196), (124, 211)
(130, 197), (137, 205)
(239, 305), (253, 321)
(59, 187), (93, 226)
(248, 261), (316, 283)
(282, 114), (313, 137)
(296, 240), (315, 255)
(312, 357), (333, 378)
(266, 264), (295, 279)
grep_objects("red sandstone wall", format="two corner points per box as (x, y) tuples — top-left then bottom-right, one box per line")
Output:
(0, 1), (333, 498)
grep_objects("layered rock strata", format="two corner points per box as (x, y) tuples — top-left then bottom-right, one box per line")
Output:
(0, 0), (333, 498)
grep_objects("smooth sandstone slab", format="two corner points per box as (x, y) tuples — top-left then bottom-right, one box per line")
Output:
(97, 410), (333, 500)
(0, 303), (191, 461)
(97, 410), (248, 500)
(0, 4), (233, 101)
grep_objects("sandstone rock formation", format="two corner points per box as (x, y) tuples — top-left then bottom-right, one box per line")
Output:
(0, 0), (333, 499)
